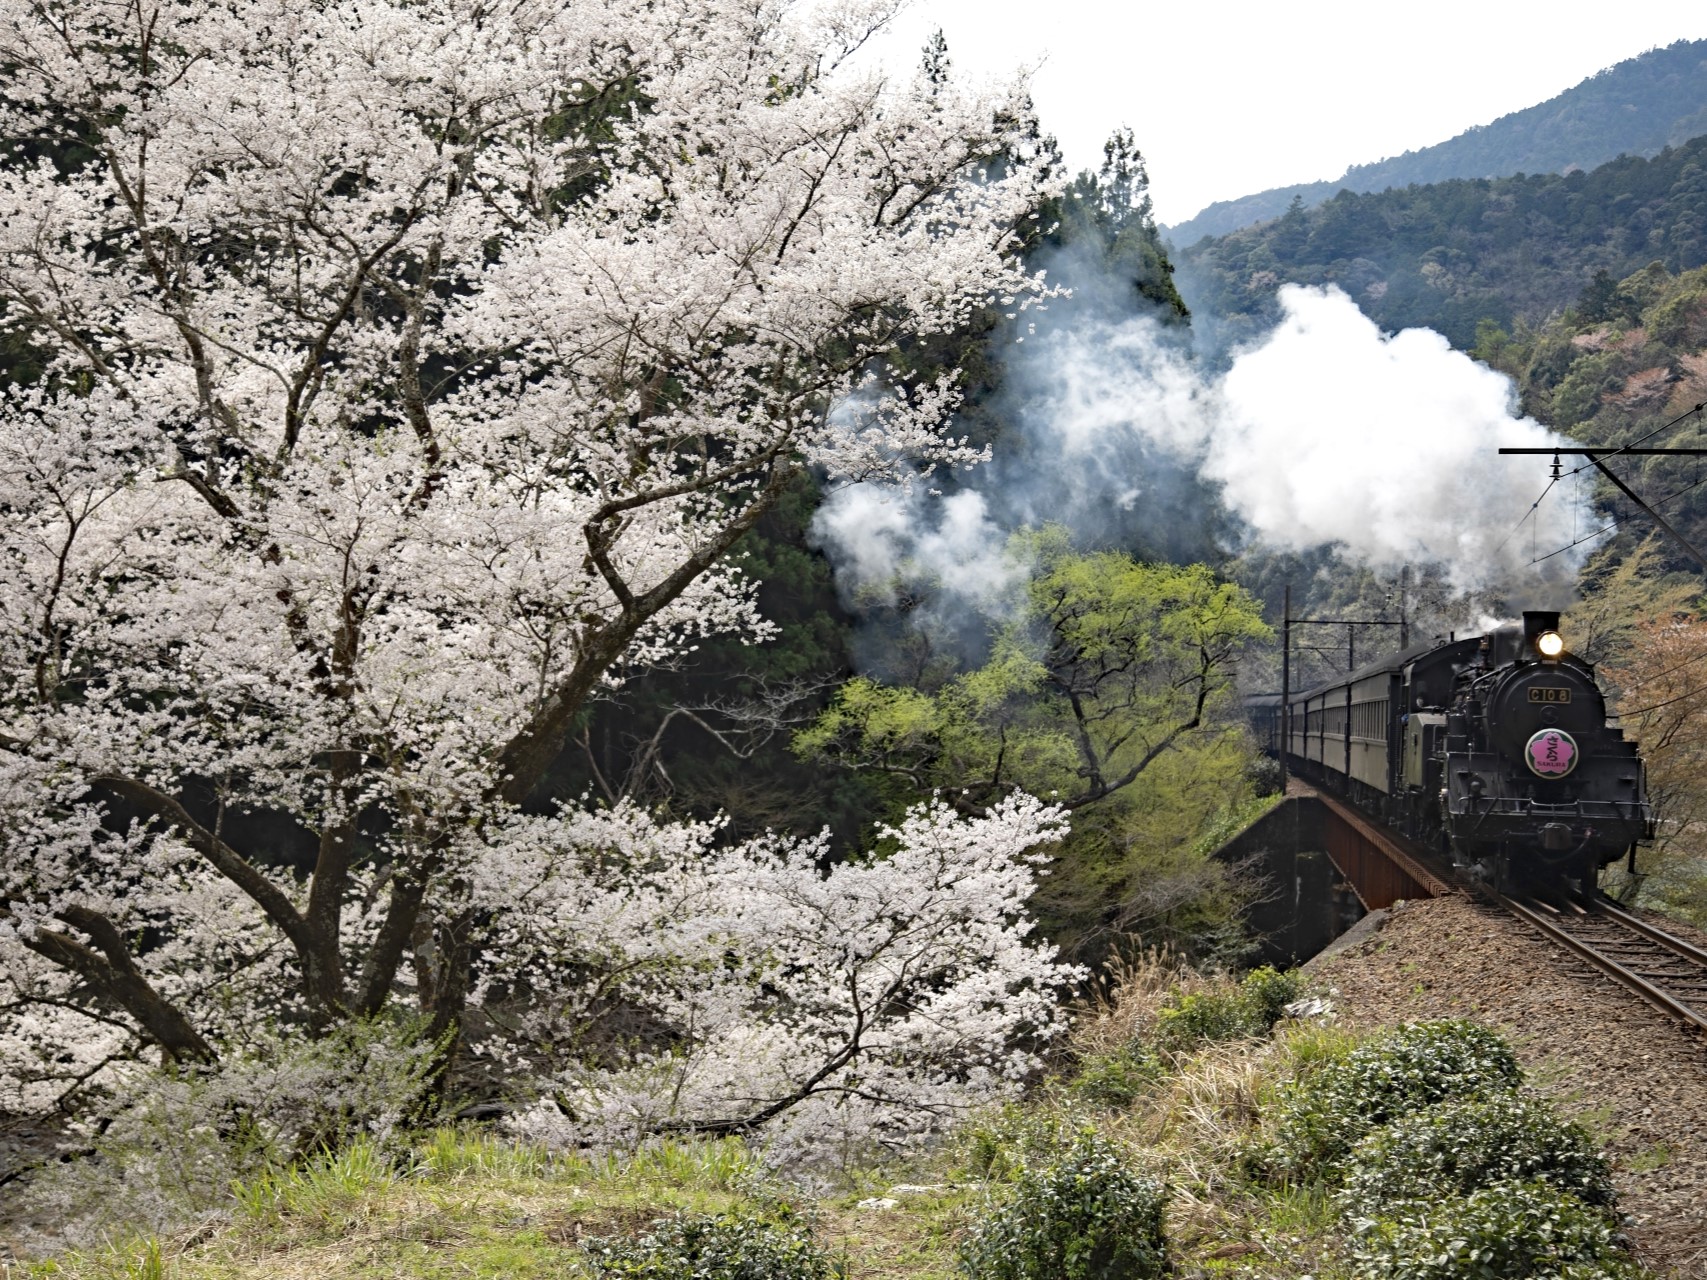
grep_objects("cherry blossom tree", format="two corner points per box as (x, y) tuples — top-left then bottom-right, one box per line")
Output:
(0, 0), (1068, 1140)
(496, 794), (1075, 1156)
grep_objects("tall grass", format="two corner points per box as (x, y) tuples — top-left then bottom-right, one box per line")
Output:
(231, 1134), (397, 1230)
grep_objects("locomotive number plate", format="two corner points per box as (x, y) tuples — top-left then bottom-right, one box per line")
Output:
(1528, 687), (1572, 704)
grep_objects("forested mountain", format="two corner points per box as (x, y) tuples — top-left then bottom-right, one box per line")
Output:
(1476, 261), (1707, 571)
(1167, 38), (1707, 245)
(1174, 134), (1707, 351)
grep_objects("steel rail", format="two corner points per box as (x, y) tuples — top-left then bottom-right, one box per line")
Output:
(1579, 893), (1707, 969)
(1499, 893), (1707, 1034)
(1289, 772), (1707, 1035)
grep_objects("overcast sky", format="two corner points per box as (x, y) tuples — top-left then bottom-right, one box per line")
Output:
(859, 2), (1707, 227)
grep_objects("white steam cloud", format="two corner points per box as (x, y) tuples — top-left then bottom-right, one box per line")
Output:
(1208, 287), (1581, 575)
(809, 486), (1027, 614)
(813, 284), (1593, 616)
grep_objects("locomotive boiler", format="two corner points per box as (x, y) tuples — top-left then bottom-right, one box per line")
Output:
(1269, 611), (1652, 890)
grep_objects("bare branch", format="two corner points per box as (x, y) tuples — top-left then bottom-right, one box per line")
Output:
(2, 906), (215, 1065)
(90, 775), (314, 958)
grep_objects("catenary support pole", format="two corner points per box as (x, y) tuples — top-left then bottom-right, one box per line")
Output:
(1280, 584), (1291, 790)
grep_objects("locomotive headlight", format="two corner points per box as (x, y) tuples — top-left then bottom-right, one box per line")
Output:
(1536, 630), (1565, 659)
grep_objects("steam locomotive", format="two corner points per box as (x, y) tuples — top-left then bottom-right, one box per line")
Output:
(1250, 611), (1653, 890)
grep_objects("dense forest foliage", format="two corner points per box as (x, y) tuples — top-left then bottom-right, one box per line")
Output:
(1168, 38), (1707, 244)
(1175, 135), (1707, 351)
(1474, 261), (1707, 570)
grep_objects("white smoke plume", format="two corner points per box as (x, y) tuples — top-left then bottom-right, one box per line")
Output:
(809, 485), (1028, 615)
(1208, 286), (1584, 577)
(812, 283), (1593, 620)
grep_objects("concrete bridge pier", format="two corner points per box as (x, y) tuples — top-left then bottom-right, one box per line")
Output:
(1214, 788), (1449, 966)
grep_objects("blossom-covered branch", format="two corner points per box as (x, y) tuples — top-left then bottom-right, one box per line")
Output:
(0, 0), (1061, 1142)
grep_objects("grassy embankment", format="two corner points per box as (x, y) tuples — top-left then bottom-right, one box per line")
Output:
(9, 961), (1646, 1280)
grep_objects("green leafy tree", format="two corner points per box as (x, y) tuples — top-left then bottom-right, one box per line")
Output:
(798, 532), (1271, 960)
(797, 531), (1269, 813)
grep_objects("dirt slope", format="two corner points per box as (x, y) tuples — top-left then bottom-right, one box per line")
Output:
(1309, 895), (1707, 1278)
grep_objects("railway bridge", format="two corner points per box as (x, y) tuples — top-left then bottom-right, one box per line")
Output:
(1215, 783), (1707, 1037)
(1306, 785), (1451, 908)
(1213, 782), (1451, 963)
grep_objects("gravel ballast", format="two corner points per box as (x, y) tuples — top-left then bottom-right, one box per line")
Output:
(1308, 894), (1707, 1278)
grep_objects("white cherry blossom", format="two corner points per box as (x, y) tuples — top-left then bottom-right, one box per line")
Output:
(0, 0), (1067, 1145)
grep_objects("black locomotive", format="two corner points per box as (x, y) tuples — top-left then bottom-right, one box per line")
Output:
(1252, 611), (1653, 890)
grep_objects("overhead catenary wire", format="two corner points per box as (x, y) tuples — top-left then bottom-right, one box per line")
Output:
(1488, 402), (1707, 715)
(1540, 400), (1707, 488)
(1616, 630), (1707, 693)
(1524, 402), (1707, 566)
(1620, 680), (1707, 719)
(1496, 404), (1704, 560)
(1492, 475), (1557, 558)
(1598, 586), (1707, 717)
(1529, 469), (1707, 565)
(1565, 401), (1707, 474)
(1518, 403), (1707, 715)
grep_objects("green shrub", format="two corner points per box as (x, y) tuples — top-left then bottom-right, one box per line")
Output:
(1239, 965), (1304, 1028)
(1340, 1092), (1614, 1215)
(958, 1133), (1168, 1280)
(583, 1207), (840, 1280)
(1261, 1020), (1521, 1180)
(1348, 1179), (1642, 1280)
(958, 1104), (1077, 1183)
(1152, 990), (1248, 1048)
(1150, 966), (1303, 1053)
(1068, 1050), (1163, 1109)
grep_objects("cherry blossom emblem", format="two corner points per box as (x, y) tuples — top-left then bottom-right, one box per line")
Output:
(1524, 728), (1579, 778)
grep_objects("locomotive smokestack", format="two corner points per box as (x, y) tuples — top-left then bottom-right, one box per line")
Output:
(1523, 610), (1563, 660)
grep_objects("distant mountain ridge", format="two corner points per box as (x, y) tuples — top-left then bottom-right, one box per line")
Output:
(1172, 133), (1707, 355)
(1165, 38), (1707, 247)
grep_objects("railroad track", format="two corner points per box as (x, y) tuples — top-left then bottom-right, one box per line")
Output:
(1498, 891), (1707, 1035)
(1296, 782), (1707, 1035)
